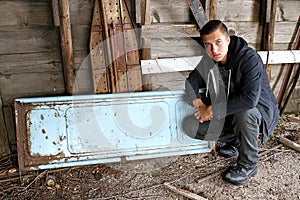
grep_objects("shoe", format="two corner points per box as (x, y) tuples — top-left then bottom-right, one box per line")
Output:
(222, 164), (258, 185)
(217, 144), (238, 158)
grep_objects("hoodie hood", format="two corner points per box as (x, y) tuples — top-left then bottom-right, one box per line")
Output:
(226, 36), (250, 70)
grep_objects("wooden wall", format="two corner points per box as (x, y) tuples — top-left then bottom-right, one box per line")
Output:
(0, 0), (299, 154)
(142, 0), (299, 94)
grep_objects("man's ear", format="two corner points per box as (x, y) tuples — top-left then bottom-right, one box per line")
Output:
(226, 36), (230, 43)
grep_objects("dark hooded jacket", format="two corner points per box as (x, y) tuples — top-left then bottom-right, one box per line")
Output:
(185, 35), (279, 144)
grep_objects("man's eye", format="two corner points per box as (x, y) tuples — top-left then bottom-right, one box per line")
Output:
(217, 40), (222, 45)
(205, 43), (211, 47)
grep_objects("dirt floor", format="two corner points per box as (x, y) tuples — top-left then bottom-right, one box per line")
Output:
(0, 113), (299, 200)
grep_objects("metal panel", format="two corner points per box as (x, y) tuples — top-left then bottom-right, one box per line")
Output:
(15, 90), (213, 171)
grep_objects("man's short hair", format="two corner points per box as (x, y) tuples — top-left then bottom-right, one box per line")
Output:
(200, 20), (229, 37)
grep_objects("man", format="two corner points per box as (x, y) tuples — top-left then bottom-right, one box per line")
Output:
(184, 20), (279, 185)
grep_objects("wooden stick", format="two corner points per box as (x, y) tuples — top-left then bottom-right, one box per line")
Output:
(58, 0), (76, 94)
(258, 144), (283, 157)
(164, 182), (207, 200)
(0, 94), (10, 158)
(279, 136), (300, 152)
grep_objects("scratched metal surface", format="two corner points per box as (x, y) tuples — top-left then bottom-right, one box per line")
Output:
(15, 90), (213, 171)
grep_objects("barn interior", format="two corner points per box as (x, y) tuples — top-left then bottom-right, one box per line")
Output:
(0, 1), (299, 198)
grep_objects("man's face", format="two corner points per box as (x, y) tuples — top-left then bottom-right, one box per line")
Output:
(202, 29), (230, 64)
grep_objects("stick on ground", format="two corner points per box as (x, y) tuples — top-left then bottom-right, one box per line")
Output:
(164, 182), (207, 200)
(279, 136), (300, 152)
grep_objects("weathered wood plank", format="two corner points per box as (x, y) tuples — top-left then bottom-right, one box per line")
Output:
(274, 22), (300, 43)
(0, 0), (52, 26)
(150, 38), (203, 58)
(216, 0), (261, 21)
(147, 0), (299, 24)
(144, 72), (189, 91)
(276, 0), (300, 22)
(140, 22), (297, 58)
(71, 25), (91, 52)
(0, 52), (61, 75)
(142, 22), (261, 43)
(0, 72), (65, 104)
(0, 26), (59, 55)
(150, 0), (191, 23)
(141, 56), (202, 74)
(69, 0), (94, 25)
(214, 0), (299, 22)
(142, 24), (200, 38)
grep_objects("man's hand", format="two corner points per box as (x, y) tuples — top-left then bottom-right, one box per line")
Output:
(193, 99), (213, 123)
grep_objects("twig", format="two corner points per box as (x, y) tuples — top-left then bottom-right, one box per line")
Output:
(23, 170), (48, 191)
(258, 144), (283, 157)
(164, 182), (207, 200)
(260, 150), (285, 162)
(279, 136), (300, 152)
(0, 165), (76, 184)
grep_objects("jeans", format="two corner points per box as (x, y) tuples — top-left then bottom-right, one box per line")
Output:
(183, 107), (262, 166)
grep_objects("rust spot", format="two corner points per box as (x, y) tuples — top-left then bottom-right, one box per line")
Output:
(59, 135), (66, 142)
(42, 129), (46, 134)
(52, 141), (57, 145)
(45, 136), (48, 139)
(40, 114), (44, 120)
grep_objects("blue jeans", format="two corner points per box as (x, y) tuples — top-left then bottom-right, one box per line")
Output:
(183, 107), (262, 166)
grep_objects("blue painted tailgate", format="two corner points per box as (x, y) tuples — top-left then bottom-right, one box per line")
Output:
(15, 90), (212, 171)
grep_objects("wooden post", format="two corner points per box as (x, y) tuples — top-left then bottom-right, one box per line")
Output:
(141, 0), (152, 91)
(0, 95), (10, 158)
(58, 0), (76, 94)
(266, 0), (276, 80)
(141, 0), (151, 60)
(51, 0), (60, 27)
(260, 0), (276, 80)
(209, 0), (217, 20)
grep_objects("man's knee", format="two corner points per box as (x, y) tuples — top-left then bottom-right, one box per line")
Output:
(232, 108), (262, 126)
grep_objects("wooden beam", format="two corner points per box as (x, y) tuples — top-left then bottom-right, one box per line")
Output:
(258, 50), (300, 64)
(141, 0), (152, 91)
(58, 0), (76, 94)
(141, 24), (200, 38)
(51, 0), (60, 27)
(141, 56), (202, 74)
(135, 0), (142, 24)
(141, 50), (300, 74)
(209, 0), (217, 20)
(0, 95), (10, 158)
(4, 106), (16, 148)
(265, 0), (277, 80)
(141, 0), (151, 59)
